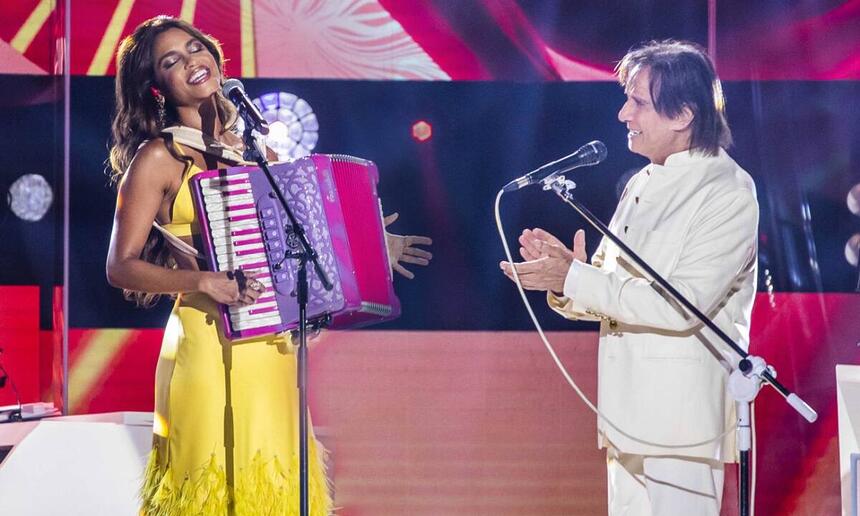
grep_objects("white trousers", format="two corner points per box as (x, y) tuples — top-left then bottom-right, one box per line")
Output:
(606, 446), (725, 516)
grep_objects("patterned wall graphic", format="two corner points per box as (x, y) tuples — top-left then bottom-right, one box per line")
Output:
(2, 0), (858, 80)
(0, 0), (62, 75)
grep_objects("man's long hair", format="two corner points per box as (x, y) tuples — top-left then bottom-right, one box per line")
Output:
(616, 40), (732, 156)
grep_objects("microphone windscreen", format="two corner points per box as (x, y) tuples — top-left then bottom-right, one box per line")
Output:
(221, 78), (244, 98)
(583, 140), (608, 166)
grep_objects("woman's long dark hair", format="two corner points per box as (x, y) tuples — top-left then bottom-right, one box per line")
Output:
(108, 16), (236, 307)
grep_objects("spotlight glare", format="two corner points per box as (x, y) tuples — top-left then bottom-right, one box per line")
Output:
(412, 120), (432, 142)
(269, 120), (289, 138)
(267, 121), (296, 157)
(8, 173), (52, 221)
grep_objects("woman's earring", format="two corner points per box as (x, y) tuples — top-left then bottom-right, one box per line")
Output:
(150, 86), (166, 129)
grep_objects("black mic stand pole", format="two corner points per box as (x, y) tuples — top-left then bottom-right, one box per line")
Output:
(241, 123), (332, 516)
(536, 173), (817, 516)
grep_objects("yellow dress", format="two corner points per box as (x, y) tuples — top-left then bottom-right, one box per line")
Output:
(141, 149), (332, 515)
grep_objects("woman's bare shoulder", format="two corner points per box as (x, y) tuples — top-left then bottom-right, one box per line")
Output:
(122, 137), (186, 187)
(131, 137), (186, 169)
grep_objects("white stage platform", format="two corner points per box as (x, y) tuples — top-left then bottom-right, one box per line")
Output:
(838, 365), (860, 516)
(0, 411), (152, 516)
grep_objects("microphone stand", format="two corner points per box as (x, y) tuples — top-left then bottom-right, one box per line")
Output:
(537, 173), (817, 516)
(240, 125), (332, 516)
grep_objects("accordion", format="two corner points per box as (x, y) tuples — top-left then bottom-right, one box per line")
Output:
(189, 154), (401, 340)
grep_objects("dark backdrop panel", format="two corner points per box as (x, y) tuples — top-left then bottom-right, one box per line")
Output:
(748, 82), (860, 292)
(68, 77), (860, 329)
(0, 74), (64, 328)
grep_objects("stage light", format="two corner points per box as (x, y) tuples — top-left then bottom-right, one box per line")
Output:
(848, 183), (860, 216)
(412, 121), (432, 142)
(7, 173), (53, 221)
(249, 91), (319, 160)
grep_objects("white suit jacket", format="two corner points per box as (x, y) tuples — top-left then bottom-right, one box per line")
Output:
(548, 149), (758, 461)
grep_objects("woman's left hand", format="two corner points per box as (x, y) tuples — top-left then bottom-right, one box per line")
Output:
(384, 213), (433, 279)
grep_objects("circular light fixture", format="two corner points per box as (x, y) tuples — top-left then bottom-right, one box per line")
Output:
(411, 120), (432, 142)
(252, 92), (319, 160)
(7, 173), (53, 221)
(847, 183), (860, 216)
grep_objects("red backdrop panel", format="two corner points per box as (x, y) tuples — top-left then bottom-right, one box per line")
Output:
(0, 286), (40, 406)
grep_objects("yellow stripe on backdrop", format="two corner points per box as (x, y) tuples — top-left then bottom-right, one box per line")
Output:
(240, 0), (256, 77)
(87, 0), (136, 75)
(179, 0), (198, 23)
(10, 0), (56, 54)
(69, 329), (134, 413)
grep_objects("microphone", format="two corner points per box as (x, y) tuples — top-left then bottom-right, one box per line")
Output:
(221, 79), (269, 135)
(503, 140), (607, 192)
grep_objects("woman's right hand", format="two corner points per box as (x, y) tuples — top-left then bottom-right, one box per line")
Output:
(197, 270), (264, 306)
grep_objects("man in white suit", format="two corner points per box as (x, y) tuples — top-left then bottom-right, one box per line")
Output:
(500, 40), (758, 515)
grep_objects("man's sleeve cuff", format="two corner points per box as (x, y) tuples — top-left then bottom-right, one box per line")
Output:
(562, 259), (584, 299)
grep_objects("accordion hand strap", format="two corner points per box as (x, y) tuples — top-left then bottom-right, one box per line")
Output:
(151, 221), (205, 259)
(160, 125), (254, 165)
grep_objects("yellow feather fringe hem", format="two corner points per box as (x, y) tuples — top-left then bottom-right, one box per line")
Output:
(141, 449), (332, 516)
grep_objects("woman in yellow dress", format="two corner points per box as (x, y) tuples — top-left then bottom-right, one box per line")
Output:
(103, 15), (431, 515)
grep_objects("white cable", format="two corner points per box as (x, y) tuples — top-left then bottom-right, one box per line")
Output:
(750, 400), (757, 516)
(495, 189), (735, 450)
